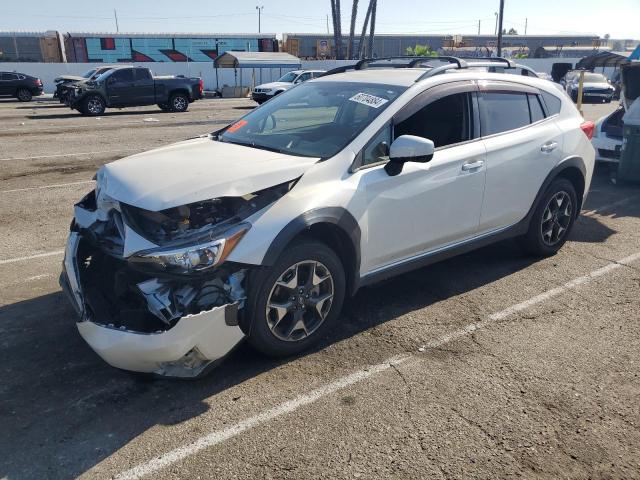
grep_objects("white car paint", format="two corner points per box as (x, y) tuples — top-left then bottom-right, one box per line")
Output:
(98, 137), (319, 211)
(63, 63), (595, 376)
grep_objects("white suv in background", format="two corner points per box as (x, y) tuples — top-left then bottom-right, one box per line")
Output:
(62, 57), (595, 378)
(252, 69), (325, 104)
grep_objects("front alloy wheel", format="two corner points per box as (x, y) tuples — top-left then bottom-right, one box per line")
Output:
(266, 260), (334, 342)
(246, 239), (346, 357)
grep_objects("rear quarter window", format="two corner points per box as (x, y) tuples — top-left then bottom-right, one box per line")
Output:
(479, 91), (530, 136)
(541, 91), (562, 116)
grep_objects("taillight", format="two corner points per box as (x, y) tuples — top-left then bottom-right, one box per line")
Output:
(580, 121), (595, 140)
(198, 78), (203, 94)
(36, 78), (42, 86)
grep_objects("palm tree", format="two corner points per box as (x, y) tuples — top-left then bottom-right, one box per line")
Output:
(330, 0), (344, 59)
(347, 0), (359, 60)
(357, 0), (373, 59)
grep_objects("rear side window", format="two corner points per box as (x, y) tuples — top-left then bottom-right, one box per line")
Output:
(528, 94), (546, 123)
(479, 92), (530, 136)
(1, 73), (18, 81)
(541, 91), (562, 116)
(134, 68), (151, 81)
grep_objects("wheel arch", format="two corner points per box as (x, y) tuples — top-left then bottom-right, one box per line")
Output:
(169, 88), (191, 101)
(527, 156), (587, 225)
(261, 207), (361, 297)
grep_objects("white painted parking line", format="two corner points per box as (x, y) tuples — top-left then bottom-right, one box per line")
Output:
(0, 250), (64, 266)
(0, 149), (138, 162)
(0, 180), (94, 194)
(582, 194), (640, 217)
(113, 250), (640, 480)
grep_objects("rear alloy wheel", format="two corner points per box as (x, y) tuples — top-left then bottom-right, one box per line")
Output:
(519, 178), (577, 257)
(16, 88), (32, 102)
(246, 240), (345, 357)
(169, 93), (189, 112)
(82, 95), (105, 116)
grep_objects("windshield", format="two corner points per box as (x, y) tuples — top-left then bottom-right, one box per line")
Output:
(82, 69), (96, 78)
(277, 72), (298, 83)
(583, 73), (607, 83)
(218, 81), (406, 159)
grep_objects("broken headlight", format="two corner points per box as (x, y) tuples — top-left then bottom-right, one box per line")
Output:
(129, 224), (250, 274)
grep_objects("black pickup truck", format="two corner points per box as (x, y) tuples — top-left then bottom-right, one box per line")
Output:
(65, 66), (203, 115)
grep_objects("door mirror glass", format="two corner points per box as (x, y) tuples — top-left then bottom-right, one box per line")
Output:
(385, 135), (434, 176)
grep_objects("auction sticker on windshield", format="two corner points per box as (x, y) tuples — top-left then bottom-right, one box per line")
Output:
(227, 119), (248, 133)
(349, 92), (389, 109)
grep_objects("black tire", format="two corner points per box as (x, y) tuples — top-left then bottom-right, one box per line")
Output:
(518, 178), (578, 257)
(245, 239), (346, 357)
(158, 103), (170, 111)
(81, 95), (105, 116)
(16, 88), (32, 102)
(169, 93), (189, 112)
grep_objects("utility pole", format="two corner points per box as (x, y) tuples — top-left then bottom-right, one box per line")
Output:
(326, 14), (330, 34)
(524, 17), (528, 35)
(256, 6), (264, 33)
(114, 9), (119, 32)
(497, 0), (505, 56)
(494, 12), (498, 35)
(478, 19), (481, 35)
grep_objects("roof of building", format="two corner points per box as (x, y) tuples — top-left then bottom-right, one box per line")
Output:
(214, 51), (302, 68)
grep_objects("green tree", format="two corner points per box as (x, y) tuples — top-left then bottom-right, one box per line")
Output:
(406, 44), (437, 57)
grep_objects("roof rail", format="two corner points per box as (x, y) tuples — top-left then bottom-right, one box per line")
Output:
(415, 59), (539, 82)
(319, 55), (467, 77)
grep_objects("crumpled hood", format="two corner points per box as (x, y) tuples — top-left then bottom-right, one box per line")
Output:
(98, 137), (319, 211)
(55, 75), (85, 83)
(255, 81), (292, 91)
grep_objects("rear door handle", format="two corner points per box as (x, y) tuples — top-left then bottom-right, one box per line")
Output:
(462, 160), (484, 171)
(541, 141), (558, 153)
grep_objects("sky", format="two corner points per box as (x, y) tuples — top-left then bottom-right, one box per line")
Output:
(1, 0), (638, 39)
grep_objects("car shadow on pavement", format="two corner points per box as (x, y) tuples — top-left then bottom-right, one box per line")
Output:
(0, 191), (635, 479)
(26, 110), (174, 120)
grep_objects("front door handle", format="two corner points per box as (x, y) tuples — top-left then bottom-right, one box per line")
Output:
(541, 141), (558, 153)
(462, 160), (484, 171)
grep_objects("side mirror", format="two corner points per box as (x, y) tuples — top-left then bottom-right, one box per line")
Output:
(384, 135), (435, 176)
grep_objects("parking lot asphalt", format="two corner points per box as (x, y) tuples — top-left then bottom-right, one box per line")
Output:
(1, 98), (638, 480)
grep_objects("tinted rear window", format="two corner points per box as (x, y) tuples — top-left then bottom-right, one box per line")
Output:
(135, 68), (151, 81)
(479, 92), (530, 136)
(111, 69), (133, 82)
(541, 91), (562, 116)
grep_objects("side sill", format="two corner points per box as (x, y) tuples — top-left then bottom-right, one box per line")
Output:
(358, 221), (527, 289)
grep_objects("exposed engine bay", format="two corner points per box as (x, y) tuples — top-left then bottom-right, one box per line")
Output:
(61, 177), (296, 376)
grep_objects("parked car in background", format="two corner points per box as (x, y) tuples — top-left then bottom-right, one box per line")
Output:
(0, 71), (43, 102)
(54, 66), (116, 102)
(61, 57), (595, 377)
(64, 66), (203, 115)
(591, 63), (640, 163)
(565, 72), (615, 103)
(252, 70), (325, 104)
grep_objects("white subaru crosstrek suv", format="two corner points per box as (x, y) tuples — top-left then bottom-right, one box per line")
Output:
(61, 57), (596, 377)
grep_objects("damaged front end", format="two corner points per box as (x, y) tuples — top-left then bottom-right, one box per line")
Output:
(60, 179), (290, 378)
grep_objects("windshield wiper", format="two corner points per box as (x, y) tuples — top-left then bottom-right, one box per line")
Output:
(220, 138), (284, 154)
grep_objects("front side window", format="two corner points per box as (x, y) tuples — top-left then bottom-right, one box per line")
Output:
(362, 124), (392, 166)
(219, 81), (406, 159)
(395, 92), (473, 148)
(296, 73), (312, 83)
(479, 92), (530, 136)
(278, 72), (298, 83)
(110, 69), (133, 83)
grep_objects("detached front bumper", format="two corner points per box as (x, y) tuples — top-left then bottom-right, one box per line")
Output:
(251, 92), (272, 103)
(61, 228), (246, 378)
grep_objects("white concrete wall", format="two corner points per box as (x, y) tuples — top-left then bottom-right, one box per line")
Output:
(0, 58), (618, 94)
